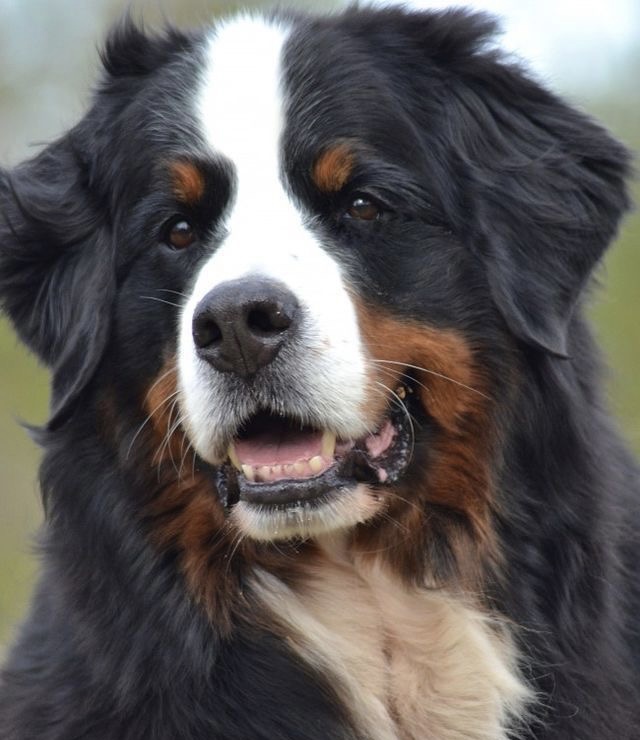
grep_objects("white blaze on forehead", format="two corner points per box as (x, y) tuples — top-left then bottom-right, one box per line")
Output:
(197, 15), (285, 185)
(178, 15), (371, 463)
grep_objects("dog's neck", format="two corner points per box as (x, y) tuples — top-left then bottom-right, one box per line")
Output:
(249, 534), (530, 740)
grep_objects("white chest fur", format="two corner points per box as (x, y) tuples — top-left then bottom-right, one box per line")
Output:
(250, 547), (529, 740)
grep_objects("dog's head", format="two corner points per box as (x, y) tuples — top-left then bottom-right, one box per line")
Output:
(0, 10), (630, 578)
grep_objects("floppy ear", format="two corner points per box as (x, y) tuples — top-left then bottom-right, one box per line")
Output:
(378, 8), (632, 356)
(0, 136), (115, 429)
(434, 13), (632, 356)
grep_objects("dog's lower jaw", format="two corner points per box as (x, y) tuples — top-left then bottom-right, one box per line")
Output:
(229, 483), (384, 541)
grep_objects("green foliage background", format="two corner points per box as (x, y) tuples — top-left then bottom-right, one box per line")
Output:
(0, 1), (638, 648)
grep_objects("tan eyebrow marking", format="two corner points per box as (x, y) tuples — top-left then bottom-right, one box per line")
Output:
(170, 160), (206, 204)
(312, 143), (356, 193)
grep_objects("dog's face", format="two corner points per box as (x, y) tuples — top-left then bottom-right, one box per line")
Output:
(0, 11), (629, 570)
(176, 16), (498, 542)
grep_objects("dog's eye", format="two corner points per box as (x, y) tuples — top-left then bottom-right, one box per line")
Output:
(163, 219), (196, 250)
(345, 196), (382, 221)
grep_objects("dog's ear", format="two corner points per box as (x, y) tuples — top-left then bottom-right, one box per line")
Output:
(385, 9), (632, 356)
(457, 66), (631, 357)
(0, 135), (115, 429)
(439, 13), (631, 356)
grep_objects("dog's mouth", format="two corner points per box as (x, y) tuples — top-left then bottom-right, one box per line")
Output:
(216, 382), (415, 509)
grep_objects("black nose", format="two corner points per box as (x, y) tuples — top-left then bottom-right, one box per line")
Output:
(192, 277), (299, 377)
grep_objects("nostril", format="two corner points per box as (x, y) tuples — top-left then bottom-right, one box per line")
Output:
(190, 278), (300, 376)
(193, 316), (222, 349)
(247, 303), (293, 336)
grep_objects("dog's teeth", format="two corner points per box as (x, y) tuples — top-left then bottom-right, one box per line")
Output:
(396, 385), (407, 400)
(228, 444), (242, 471)
(256, 465), (272, 482)
(284, 464), (296, 477)
(242, 464), (255, 482)
(321, 430), (336, 458)
(271, 464), (283, 479)
(294, 461), (307, 475)
(309, 456), (324, 473)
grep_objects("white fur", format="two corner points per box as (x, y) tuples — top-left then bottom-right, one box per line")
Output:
(178, 16), (370, 468)
(230, 484), (384, 541)
(251, 552), (531, 739)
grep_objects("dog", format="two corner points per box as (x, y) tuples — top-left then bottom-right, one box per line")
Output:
(1, 7), (638, 739)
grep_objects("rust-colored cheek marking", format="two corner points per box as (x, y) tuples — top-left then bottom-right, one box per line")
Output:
(141, 358), (237, 630)
(311, 143), (356, 193)
(170, 160), (205, 204)
(354, 301), (497, 585)
(139, 358), (318, 629)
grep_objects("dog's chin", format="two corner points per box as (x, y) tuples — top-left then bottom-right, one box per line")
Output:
(229, 483), (384, 541)
(201, 391), (416, 541)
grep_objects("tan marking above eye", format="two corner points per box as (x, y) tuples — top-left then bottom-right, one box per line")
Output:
(312, 143), (355, 193)
(170, 160), (205, 204)
(168, 220), (196, 250)
(347, 197), (381, 221)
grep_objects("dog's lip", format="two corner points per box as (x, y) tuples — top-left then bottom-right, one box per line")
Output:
(228, 452), (380, 506)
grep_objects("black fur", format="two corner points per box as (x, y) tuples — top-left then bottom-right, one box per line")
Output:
(1, 8), (638, 739)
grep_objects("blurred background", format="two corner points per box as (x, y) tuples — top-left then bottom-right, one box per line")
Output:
(0, 0), (638, 648)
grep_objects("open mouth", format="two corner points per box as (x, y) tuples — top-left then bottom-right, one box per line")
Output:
(216, 382), (415, 509)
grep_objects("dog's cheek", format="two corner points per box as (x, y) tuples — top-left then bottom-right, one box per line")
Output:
(354, 300), (500, 587)
(115, 357), (234, 628)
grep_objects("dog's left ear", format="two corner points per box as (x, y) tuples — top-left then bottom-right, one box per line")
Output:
(0, 134), (115, 429)
(390, 9), (632, 356)
(436, 13), (632, 357)
(463, 81), (631, 357)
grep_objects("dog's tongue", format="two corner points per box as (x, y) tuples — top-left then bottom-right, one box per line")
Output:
(234, 427), (323, 466)
(229, 413), (397, 485)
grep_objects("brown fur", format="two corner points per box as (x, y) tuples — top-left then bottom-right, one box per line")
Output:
(354, 300), (499, 588)
(134, 336), (520, 735)
(139, 359), (236, 629)
(139, 358), (318, 628)
(170, 160), (205, 204)
(312, 142), (356, 193)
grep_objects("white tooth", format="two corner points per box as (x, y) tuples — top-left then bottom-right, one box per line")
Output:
(284, 464), (295, 477)
(309, 456), (324, 473)
(228, 444), (242, 471)
(321, 430), (336, 459)
(294, 461), (307, 475)
(257, 465), (272, 482)
(271, 465), (283, 479)
(242, 464), (255, 482)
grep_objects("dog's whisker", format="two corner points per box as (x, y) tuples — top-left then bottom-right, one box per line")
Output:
(372, 362), (435, 399)
(153, 398), (183, 475)
(177, 432), (194, 483)
(140, 295), (183, 309)
(157, 288), (189, 299)
(381, 487), (425, 517)
(126, 389), (180, 461)
(142, 366), (178, 405)
(371, 358), (490, 399)
(191, 448), (198, 480)
(224, 527), (247, 578)
(163, 413), (185, 476)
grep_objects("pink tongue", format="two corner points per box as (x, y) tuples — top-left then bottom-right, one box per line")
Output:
(235, 429), (323, 466)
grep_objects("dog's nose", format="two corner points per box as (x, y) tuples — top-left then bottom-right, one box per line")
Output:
(191, 277), (299, 377)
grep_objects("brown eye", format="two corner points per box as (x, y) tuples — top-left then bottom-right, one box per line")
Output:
(346, 196), (381, 221)
(166, 219), (196, 250)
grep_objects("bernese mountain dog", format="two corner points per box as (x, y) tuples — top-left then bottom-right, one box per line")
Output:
(1, 8), (638, 740)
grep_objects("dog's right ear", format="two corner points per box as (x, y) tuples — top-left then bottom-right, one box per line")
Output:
(0, 134), (115, 430)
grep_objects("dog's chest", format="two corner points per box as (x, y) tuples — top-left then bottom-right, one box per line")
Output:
(252, 552), (528, 740)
